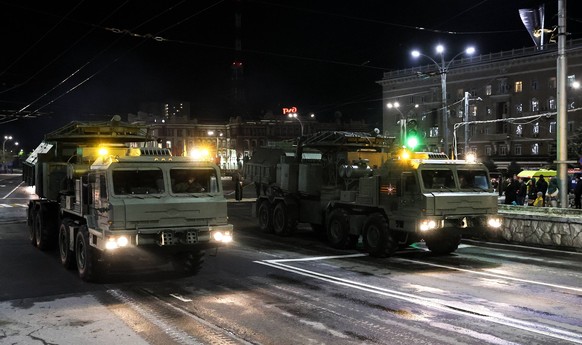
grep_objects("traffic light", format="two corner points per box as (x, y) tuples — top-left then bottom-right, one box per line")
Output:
(406, 119), (420, 150)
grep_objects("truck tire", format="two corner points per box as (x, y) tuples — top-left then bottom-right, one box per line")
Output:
(172, 251), (205, 275)
(258, 200), (274, 233)
(75, 225), (102, 282)
(424, 230), (461, 255)
(58, 218), (75, 269)
(363, 213), (397, 257)
(34, 207), (55, 250)
(326, 209), (358, 249)
(272, 202), (297, 236)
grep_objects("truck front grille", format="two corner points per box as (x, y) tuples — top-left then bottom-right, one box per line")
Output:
(159, 231), (198, 246)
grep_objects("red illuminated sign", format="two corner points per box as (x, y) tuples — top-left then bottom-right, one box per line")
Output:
(282, 107), (298, 114)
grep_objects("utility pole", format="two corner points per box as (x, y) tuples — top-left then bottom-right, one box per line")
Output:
(464, 92), (470, 156)
(557, 0), (568, 208)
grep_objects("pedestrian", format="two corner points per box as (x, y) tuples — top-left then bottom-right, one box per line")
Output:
(233, 170), (243, 201)
(533, 191), (545, 207)
(504, 176), (519, 205)
(526, 177), (537, 206)
(574, 176), (582, 209)
(536, 174), (548, 199)
(547, 177), (559, 207)
(516, 177), (527, 205)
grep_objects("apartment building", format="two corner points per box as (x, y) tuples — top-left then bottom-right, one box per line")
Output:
(378, 39), (582, 170)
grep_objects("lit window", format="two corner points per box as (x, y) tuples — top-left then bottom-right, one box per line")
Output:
(548, 77), (557, 88)
(470, 105), (477, 117)
(516, 103), (523, 113)
(515, 81), (523, 93)
(533, 122), (540, 135)
(516, 125), (523, 137)
(548, 97), (556, 110)
(549, 121), (556, 133)
(486, 85), (492, 96)
(532, 143), (539, 155)
(429, 127), (439, 138)
(531, 98), (539, 112)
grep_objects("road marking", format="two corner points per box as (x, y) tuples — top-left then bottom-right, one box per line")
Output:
(1, 181), (24, 199)
(0, 203), (28, 208)
(255, 257), (582, 344)
(170, 293), (193, 302)
(394, 258), (582, 293)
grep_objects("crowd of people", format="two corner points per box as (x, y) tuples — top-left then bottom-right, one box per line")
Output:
(497, 173), (582, 208)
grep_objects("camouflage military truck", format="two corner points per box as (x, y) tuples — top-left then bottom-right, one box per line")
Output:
(23, 116), (233, 281)
(254, 131), (502, 256)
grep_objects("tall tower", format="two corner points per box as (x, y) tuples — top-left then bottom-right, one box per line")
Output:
(231, 0), (245, 115)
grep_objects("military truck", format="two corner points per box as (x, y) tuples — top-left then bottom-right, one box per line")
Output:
(253, 131), (502, 256)
(23, 116), (233, 281)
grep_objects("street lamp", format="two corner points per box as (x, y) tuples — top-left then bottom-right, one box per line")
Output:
(288, 113), (304, 136)
(411, 45), (475, 157)
(387, 102), (406, 146)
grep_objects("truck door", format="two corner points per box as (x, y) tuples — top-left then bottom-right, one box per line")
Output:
(400, 172), (419, 216)
(94, 172), (110, 231)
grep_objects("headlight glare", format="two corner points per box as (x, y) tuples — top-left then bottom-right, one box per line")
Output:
(105, 236), (130, 250)
(212, 231), (233, 243)
(419, 219), (438, 231)
(488, 217), (503, 228)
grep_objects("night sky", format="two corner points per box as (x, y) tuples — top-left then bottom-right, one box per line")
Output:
(0, 0), (579, 151)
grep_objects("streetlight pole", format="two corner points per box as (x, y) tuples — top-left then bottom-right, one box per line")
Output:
(387, 102), (406, 146)
(412, 45), (475, 158)
(288, 113), (304, 136)
(2, 135), (13, 172)
(556, 0), (568, 208)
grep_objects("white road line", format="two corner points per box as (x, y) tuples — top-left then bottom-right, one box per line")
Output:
(170, 293), (193, 302)
(395, 258), (582, 293)
(255, 258), (582, 344)
(463, 239), (582, 256)
(2, 181), (24, 199)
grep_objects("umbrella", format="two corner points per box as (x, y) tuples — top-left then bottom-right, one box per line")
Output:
(517, 169), (557, 178)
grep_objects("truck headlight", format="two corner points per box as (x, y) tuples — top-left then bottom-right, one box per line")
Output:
(419, 219), (438, 231)
(212, 231), (233, 243)
(487, 217), (503, 228)
(105, 236), (130, 250)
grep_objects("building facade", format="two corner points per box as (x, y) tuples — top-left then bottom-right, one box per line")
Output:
(128, 108), (371, 171)
(378, 39), (582, 171)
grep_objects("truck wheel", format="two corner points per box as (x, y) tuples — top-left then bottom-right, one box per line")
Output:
(172, 251), (205, 275)
(272, 202), (297, 236)
(58, 219), (75, 269)
(326, 209), (357, 249)
(258, 200), (274, 233)
(424, 230), (461, 255)
(75, 225), (102, 282)
(363, 213), (397, 257)
(34, 208), (55, 250)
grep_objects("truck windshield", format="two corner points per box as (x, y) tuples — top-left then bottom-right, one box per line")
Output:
(170, 168), (219, 194)
(458, 169), (491, 190)
(420, 169), (455, 190)
(112, 169), (164, 195)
